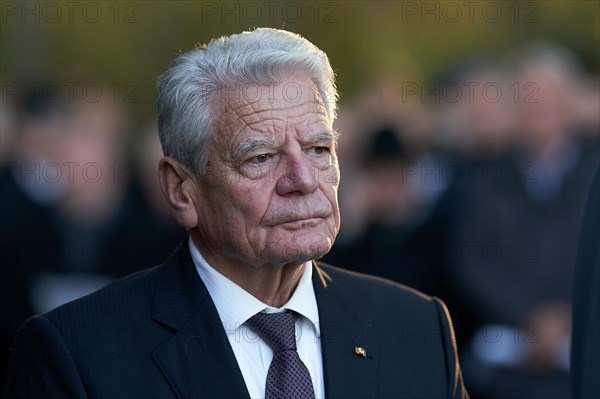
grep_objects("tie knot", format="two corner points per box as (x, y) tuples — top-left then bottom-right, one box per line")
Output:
(247, 310), (297, 352)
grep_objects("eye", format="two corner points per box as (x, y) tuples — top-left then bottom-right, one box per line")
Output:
(312, 146), (329, 155)
(249, 153), (272, 164)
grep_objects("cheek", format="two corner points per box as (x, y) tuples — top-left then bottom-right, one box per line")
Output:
(326, 169), (341, 231)
(323, 159), (341, 186)
(229, 182), (272, 225)
(322, 166), (341, 207)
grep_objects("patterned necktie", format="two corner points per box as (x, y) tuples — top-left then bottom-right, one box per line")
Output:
(246, 310), (316, 399)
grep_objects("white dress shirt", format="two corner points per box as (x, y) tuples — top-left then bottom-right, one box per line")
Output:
(189, 237), (325, 399)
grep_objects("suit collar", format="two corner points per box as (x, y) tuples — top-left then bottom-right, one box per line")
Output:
(151, 240), (207, 330)
(150, 243), (376, 399)
(151, 240), (250, 399)
(313, 262), (378, 399)
(188, 237), (320, 336)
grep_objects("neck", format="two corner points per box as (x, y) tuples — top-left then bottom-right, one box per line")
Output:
(190, 235), (306, 308)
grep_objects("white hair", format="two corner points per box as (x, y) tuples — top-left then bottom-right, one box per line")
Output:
(156, 27), (338, 174)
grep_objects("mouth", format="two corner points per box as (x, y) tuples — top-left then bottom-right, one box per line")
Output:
(278, 217), (323, 229)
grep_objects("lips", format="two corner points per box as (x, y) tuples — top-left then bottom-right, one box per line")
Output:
(262, 194), (334, 226)
(264, 204), (332, 226)
(268, 212), (331, 226)
(278, 218), (324, 229)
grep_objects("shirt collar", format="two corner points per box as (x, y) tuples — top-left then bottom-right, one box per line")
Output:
(188, 237), (320, 336)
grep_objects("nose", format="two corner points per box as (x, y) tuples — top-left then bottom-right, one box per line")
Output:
(275, 157), (319, 196)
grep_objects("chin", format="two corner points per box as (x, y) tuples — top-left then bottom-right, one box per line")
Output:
(262, 231), (334, 266)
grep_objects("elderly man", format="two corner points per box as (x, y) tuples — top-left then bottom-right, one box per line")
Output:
(4, 28), (468, 399)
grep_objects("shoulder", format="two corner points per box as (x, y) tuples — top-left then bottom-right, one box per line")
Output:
(314, 263), (467, 398)
(316, 262), (434, 301)
(315, 262), (447, 319)
(39, 240), (196, 340)
(4, 265), (173, 398)
(44, 264), (163, 330)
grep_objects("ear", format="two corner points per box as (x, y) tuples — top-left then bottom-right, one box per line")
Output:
(158, 157), (199, 229)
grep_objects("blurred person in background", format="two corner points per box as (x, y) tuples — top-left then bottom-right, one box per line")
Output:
(323, 74), (450, 296)
(0, 76), (184, 388)
(325, 72), (431, 249)
(428, 59), (522, 346)
(127, 120), (186, 260)
(322, 102), (371, 242)
(135, 121), (179, 226)
(324, 126), (447, 295)
(0, 87), (33, 390)
(569, 73), (600, 139)
(438, 42), (599, 399)
(0, 89), (17, 172)
(1, 85), (74, 384)
(44, 88), (184, 277)
(0, 79), (131, 313)
(432, 59), (518, 161)
(49, 84), (131, 273)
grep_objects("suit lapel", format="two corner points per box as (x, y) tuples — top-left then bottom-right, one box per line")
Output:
(150, 241), (250, 399)
(148, 243), (376, 399)
(313, 263), (377, 399)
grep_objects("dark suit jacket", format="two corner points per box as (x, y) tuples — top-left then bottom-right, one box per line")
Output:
(4, 241), (468, 398)
(572, 167), (600, 399)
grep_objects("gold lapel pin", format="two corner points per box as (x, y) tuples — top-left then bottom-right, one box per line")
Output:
(354, 346), (367, 358)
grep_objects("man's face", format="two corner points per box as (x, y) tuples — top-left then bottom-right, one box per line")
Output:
(191, 74), (340, 269)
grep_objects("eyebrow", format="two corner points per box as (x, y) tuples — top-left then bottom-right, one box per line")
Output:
(305, 130), (340, 145)
(230, 130), (340, 163)
(230, 137), (275, 164)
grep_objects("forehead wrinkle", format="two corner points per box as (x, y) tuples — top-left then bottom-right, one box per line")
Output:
(220, 89), (331, 158)
(220, 101), (273, 150)
(230, 110), (285, 142)
(228, 101), (280, 163)
(228, 90), (325, 119)
(287, 102), (330, 130)
(286, 110), (331, 140)
(227, 100), (263, 126)
(294, 108), (329, 127)
(228, 101), (292, 130)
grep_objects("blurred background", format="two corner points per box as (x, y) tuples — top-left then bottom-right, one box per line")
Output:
(1, 1), (599, 397)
